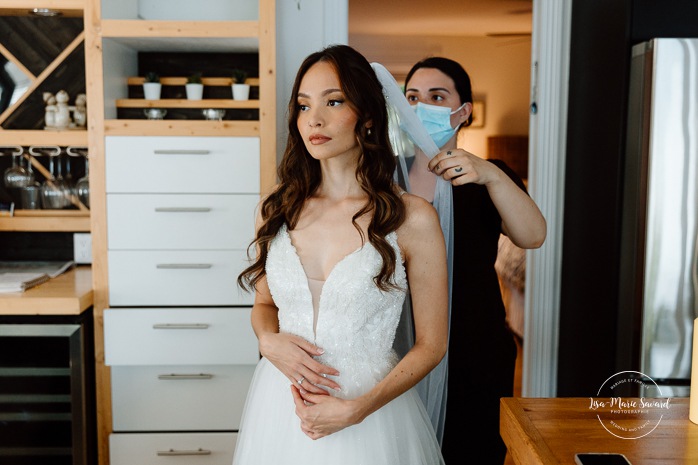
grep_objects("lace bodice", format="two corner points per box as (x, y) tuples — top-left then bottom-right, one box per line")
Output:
(265, 225), (408, 397)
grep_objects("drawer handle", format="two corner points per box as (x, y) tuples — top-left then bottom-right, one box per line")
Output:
(156, 263), (213, 269)
(158, 373), (214, 380)
(153, 149), (211, 155)
(157, 448), (212, 456)
(155, 207), (212, 213)
(152, 323), (210, 329)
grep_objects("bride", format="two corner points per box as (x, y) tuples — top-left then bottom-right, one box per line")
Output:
(234, 44), (448, 465)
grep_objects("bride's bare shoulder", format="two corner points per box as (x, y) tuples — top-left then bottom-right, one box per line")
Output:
(398, 192), (441, 237)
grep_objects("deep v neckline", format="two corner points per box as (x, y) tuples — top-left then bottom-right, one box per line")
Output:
(282, 225), (365, 284)
(281, 225), (366, 340)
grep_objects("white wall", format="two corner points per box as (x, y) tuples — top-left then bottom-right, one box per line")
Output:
(275, 6), (531, 161)
(350, 34), (531, 158)
(276, 0), (348, 163)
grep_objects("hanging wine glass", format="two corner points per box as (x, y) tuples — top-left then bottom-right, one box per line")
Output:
(43, 156), (65, 209)
(68, 146), (90, 209)
(53, 150), (72, 208)
(24, 151), (35, 185)
(63, 149), (76, 198)
(30, 146), (66, 210)
(2, 146), (22, 187)
(3, 146), (34, 188)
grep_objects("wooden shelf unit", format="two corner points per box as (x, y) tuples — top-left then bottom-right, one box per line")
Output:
(127, 76), (260, 86)
(0, 0), (84, 17)
(103, 119), (259, 136)
(4, 2), (277, 463)
(116, 98), (259, 109)
(0, 30), (85, 128)
(84, 1), (276, 464)
(0, 129), (88, 146)
(0, 3), (90, 232)
(100, 18), (259, 38)
(0, 210), (90, 232)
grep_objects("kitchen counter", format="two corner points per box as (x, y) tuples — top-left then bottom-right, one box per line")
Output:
(0, 265), (93, 315)
(500, 397), (697, 464)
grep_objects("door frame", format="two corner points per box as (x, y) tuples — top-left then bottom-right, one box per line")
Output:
(523, 0), (572, 397)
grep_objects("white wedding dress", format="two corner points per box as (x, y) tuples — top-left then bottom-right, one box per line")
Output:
(232, 225), (445, 465)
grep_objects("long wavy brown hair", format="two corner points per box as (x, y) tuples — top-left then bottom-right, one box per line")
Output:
(237, 44), (406, 293)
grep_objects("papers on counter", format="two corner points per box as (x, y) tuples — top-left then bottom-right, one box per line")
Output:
(0, 261), (76, 293)
(0, 273), (51, 293)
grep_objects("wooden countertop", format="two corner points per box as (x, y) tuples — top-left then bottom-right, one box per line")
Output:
(0, 266), (93, 315)
(500, 397), (697, 465)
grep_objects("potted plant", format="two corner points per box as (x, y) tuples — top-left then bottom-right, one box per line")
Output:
(143, 72), (161, 100)
(185, 72), (204, 100)
(231, 69), (250, 101)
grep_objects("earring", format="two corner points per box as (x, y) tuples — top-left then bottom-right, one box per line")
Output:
(367, 128), (372, 136)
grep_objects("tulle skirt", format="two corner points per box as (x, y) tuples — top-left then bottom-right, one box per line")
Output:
(232, 357), (445, 465)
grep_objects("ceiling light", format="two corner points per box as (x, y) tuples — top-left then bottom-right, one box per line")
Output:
(30, 8), (62, 17)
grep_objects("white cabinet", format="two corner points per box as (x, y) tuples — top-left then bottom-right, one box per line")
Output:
(104, 308), (258, 365)
(103, 134), (260, 458)
(106, 135), (258, 306)
(106, 194), (257, 249)
(105, 136), (260, 194)
(88, 1), (276, 461)
(108, 249), (253, 306)
(111, 365), (254, 430)
(110, 432), (237, 465)
(101, 0), (258, 21)
(104, 308), (257, 436)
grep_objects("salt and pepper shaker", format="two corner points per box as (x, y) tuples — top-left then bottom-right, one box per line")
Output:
(43, 92), (57, 128)
(43, 90), (88, 129)
(53, 90), (71, 130)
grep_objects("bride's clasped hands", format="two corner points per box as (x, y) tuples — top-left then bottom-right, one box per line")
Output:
(257, 330), (341, 396)
(259, 331), (357, 439)
(291, 385), (364, 440)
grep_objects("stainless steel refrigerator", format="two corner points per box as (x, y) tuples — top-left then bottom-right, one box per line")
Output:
(618, 37), (697, 398)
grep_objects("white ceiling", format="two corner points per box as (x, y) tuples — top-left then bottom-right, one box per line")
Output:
(348, 0), (533, 37)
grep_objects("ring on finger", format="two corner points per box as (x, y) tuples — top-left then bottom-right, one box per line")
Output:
(298, 376), (305, 385)
(454, 166), (463, 173)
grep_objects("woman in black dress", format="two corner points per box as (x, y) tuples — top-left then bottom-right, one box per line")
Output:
(402, 57), (546, 464)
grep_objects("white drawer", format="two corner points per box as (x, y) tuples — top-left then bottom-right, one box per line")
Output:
(111, 365), (254, 431)
(110, 432), (236, 465)
(105, 136), (260, 193)
(107, 194), (257, 250)
(104, 308), (258, 365)
(108, 250), (254, 306)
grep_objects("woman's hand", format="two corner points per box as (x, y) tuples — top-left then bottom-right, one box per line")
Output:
(250, 275), (341, 394)
(428, 147), (498, 186)
(427, 147), (547, 248)
(259, 331), (341, 395)
(291, 385), (362, 439)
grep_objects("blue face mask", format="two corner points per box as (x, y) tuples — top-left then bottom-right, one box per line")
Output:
(412, 102), (466, 148)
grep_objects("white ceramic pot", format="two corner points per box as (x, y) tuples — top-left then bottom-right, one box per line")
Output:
(186, 83), (204, 100)
(232, 83), (250, 101)
(143, 82), (161, 100)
